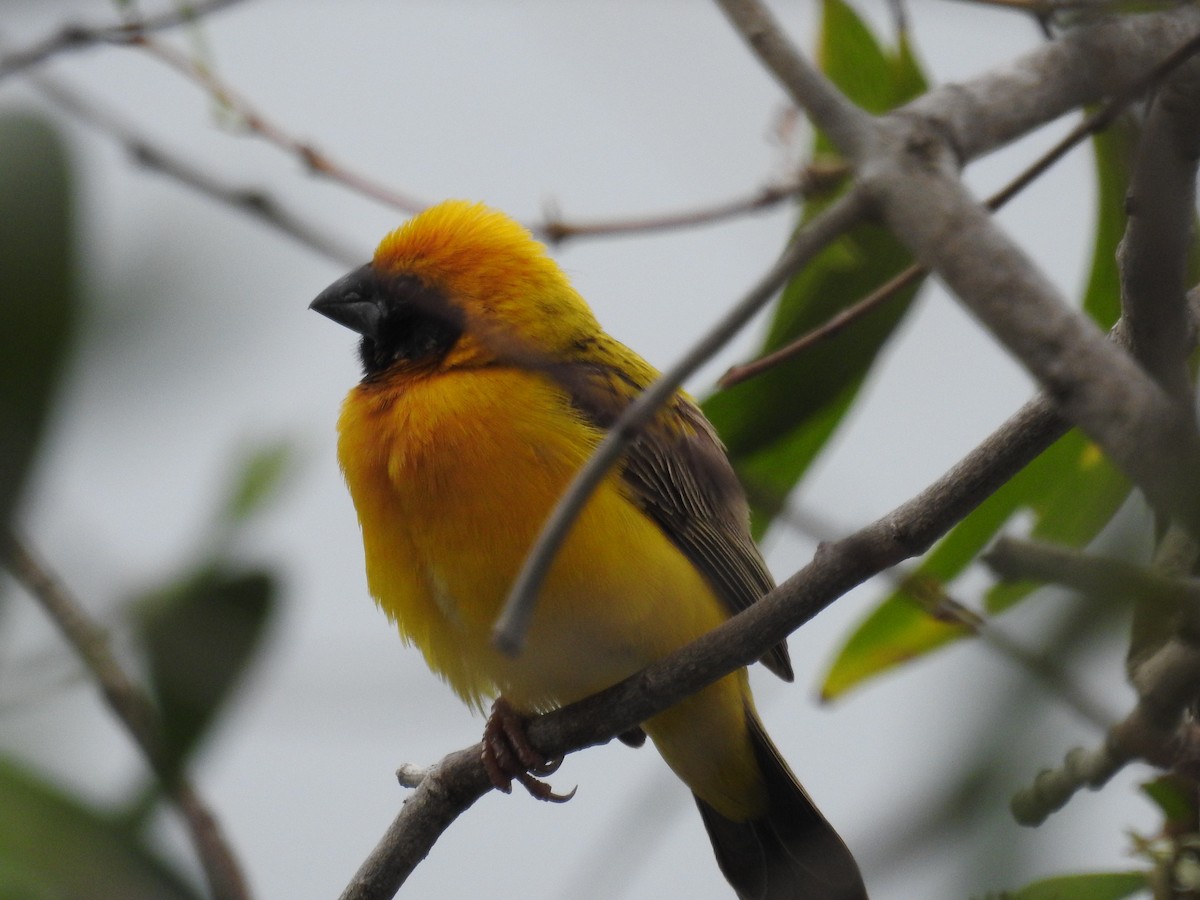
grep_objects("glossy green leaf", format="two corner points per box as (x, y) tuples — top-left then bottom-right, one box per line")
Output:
(0, 113), (76, 529)
(134, 567), (276, 785)
(996, 870), (1147, 900)
(0, 756), (199, 900)
(704, 0), (928, 537)
(822, 115), (1144, 700)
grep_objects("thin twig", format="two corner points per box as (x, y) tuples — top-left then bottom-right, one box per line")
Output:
(535, 166), (842, 245)
(0, 0), (248, 80)
(134, 35), (428, 213)
(29, 71), (361, 267)
(720, 263), (923, 387)
(490, 187), (870, 655)
(0, 531), (252, 900)
(126, 34), (830, 245)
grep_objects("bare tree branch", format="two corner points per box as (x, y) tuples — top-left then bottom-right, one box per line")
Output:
(0, 531), (252, 900)
(719, 17), (1200, 390)
(870, 116), (1200, 531)
(772, 503), (1113, 729)
(1119, 50), (1200, 399)
(29, 29), (828, 249)
(339, 348), (1088, 899)
(715, 0), (1200, 531)
(353, 264), (1200, 897)
(490, 186), (871, 654)
(996, 46), (1200, 829)
(984, 538), (1200, 619)
(0, 0), (248, 80)
(714, 0), (877, 161)
(536, 165), (843, 245)
(719, 262), (923, 388)
(134, 35), (429, 214)
(28, 71), (362, 267)
(906, 5), (1200, 164)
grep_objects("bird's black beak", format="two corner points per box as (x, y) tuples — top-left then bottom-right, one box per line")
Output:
(310, 264), (384, 341)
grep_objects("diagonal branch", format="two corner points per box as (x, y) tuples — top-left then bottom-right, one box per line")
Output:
(339, 347), (1082, 900)
(0, 0), (248, 80)
(29, 71), (361, 267)
(905, 5), (1200, 164)
(867, 116), (1200, 533)
(134, 35), (428, 213)
(347, 268), (1200, 897)
(719, 0), (1200, 532)
(996, 50), (1200, 828)
(713, 0), (877, 161)
(490, 186), (871, 654)
(0, 531), (251, 900)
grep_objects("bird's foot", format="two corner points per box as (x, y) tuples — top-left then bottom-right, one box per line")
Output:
(482, 697), (575, 803)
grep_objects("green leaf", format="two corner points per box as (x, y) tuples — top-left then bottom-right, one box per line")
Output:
(818, 0), (921, 116)
(0, 112), (76, 529)
(821, 575), (972, 701)
(822, 113), (1143, 700)
(220, 439), (295, 526)
(704, 0), (928, 537)
(0, 756), (200, 900)
(133, 567), (276, 785)
(1140, 775), (1196, 828)
(995, 870), (1147, 900)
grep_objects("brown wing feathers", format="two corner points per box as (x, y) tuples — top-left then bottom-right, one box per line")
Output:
(551, 359), (793, 682)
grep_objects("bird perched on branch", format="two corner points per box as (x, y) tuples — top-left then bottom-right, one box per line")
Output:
(311, 199), (865, 899)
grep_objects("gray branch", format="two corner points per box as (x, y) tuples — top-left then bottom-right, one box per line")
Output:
(344, 8), (1200, 897)
(0, 0), (249, 80)
(723, 0), (1200, 533)
(905, 6), (1200, 164)
(1119, 49), (1200, 398)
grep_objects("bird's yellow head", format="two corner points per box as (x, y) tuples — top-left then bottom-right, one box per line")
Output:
(310, 200), (601, 377)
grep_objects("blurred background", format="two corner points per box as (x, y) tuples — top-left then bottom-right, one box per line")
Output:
(0, 1), (1164, 897)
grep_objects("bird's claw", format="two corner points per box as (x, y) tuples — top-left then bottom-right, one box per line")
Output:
(482, 698), (576, 803)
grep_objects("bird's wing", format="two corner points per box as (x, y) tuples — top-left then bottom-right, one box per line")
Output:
(550, 357), (793, 682)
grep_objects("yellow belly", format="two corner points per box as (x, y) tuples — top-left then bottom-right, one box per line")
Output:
(337, 364), (765, 818)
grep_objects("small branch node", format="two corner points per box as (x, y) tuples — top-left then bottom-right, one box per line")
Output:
(395, 763), (430, 789)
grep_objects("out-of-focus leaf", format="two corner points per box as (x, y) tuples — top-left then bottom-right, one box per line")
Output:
(220, 439), (295, 526)
(0, 112), (76, 529)
(0, 756), (200, 900)
(1141, 775), (1196, 828)
(133, 567), (276, 785)
(704, 0), (928, 538)
(997, 870), (1147, 900)
(822, 115), (1144, 701)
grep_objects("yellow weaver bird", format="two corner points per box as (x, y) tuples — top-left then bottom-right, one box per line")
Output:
(311, 200), (865, 899)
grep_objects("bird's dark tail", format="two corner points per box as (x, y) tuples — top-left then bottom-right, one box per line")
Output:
(695, 712), (866, 900)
